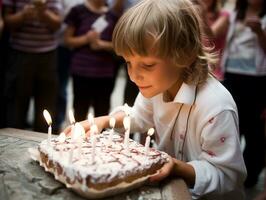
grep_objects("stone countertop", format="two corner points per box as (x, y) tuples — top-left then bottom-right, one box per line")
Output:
(0, 128), (191, 200)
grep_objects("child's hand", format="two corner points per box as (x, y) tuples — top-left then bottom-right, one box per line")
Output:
(149, 156), (175, 182)
(63, 116), (110, 138)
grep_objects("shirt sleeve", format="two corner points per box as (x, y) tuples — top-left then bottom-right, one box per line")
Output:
(188, 110), (247, 198)
(64, 5), (79, 27)
(129, 93), (155, 133)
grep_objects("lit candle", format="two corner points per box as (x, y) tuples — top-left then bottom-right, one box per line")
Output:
(90, 124), (98, 164)
(69, 109), (76, 140)
(43, 109), (52, 145)
(123, 116), (130, 155)
(145, 128), (155, 155)
(57, 132), (66, 143)
(57, 132), (66, 157)
(88, 113), (94, 126)
(108, 117), (116, 147)
(73, 122), (86, 158)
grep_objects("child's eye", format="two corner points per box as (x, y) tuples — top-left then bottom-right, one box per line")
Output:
(142, 63), (156, 70)
(142, 63), (155, 68)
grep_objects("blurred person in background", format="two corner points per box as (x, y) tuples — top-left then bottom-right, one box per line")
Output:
(64, 0), (125, 121)
(202, 0), (230, 80)
(3, 0), (62, 132)
(221, 0), (266, 188)
(54, 0), (84, 133)
(108, 0), (139, 107)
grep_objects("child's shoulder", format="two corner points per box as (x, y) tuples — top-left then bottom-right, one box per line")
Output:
(195, 76), (237, 115)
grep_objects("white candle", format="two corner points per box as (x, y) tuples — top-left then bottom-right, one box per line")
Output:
(58, 132), (66, 143)
(91, 135), (97, 164)
(73, 123), (86, 159)
(88, 113), (94, 126)
(123, 116), (130, 154)
(108, 117), (116, 147)
(69, 110), (76, 141)
(90, 124), (98, 164)
(43, 109), (52, 145)
(77, 138), (82, 158)
(145, 128), (155, 155)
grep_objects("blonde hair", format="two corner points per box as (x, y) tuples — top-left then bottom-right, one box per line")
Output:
(112, 0), (218, 85)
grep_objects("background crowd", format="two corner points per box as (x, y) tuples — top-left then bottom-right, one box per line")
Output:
(0, 0), (265, 199)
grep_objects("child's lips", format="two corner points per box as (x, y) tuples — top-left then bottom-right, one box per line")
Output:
(138, 85), (152, 90)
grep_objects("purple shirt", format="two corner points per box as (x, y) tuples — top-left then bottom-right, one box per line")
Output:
(65, 4), (119, 78)
(3, 0), (62, 53)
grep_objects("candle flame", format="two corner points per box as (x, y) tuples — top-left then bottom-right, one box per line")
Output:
(88, 113), (94, 126)
(69, 110), (75, 124)
(123, 116), (130, 130)
(58, 132), (66, 143)
(43, 109), (52, 125)
(109, 117), (116, 129)
(147, 128), (155, 136)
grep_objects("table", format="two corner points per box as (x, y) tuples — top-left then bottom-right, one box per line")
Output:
(0, 128), (191, 200)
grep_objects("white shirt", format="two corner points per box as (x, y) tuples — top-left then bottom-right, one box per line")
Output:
(221, 12), (266, 75)
(113, 76), (247, 199)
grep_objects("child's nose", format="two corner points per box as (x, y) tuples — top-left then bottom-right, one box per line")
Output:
(128, 68), (143, 83)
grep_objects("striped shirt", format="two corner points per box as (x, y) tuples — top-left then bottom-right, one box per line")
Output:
(3, 0), (62, 53)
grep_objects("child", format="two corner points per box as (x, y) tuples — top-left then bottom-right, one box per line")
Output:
(64, 0), (125, 121)
(221, 0), (266, 188)
(65, 0), (247, 199)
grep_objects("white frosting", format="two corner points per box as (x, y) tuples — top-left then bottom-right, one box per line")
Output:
(38, 130), (169, 187)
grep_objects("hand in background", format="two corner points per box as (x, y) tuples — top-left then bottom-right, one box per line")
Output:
(33, 1), (49, 21)
(90, 39), (105, 50)
(246, 16), (263, 35)
(33, 0), (47, 11)
(22, 4), (37, 21)
(86, 30), (99, 44)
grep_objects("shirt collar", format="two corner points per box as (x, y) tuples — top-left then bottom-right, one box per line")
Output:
(163, 82), (196, 105)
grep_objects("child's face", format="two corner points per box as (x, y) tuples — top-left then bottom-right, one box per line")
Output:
(124, 54), (182, 99)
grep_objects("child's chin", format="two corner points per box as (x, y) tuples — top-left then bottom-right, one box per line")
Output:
(140, 91), (156, 99)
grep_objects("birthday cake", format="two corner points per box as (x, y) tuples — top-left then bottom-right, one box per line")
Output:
(32, 129), (169, 199)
